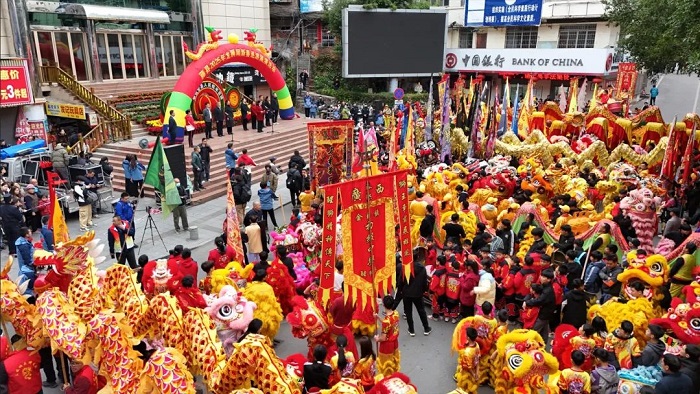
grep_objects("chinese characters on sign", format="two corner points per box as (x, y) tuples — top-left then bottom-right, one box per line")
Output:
(615, 62), (638, 101)
(444, 48), (615, 75)
(0, 62), (34, 107)
(466, 0), (543, 27)
(45, 102), (86, 120)
(217, 66), (267, 86)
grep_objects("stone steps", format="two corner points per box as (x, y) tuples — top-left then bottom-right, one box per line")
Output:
(90, 120), (310, 205)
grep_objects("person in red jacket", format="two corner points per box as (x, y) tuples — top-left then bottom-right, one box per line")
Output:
(424, 238), (437, 268)
(514, 256), (540, 300)
(208, 237), (238, 269)
(429, 255), (448, 320)
(458, 260), (480, 319)
(444, 260), (462, 323)
(63, 359), (98, 394)
(251, 101), (265, 133)
(1, 335), (42, 394)
(178, 248), (198, 279)
(500, 256), (521, 321)
(175, 275), (208, 311)
(167, 245), (184, 265)
(236, 148), (257, 167)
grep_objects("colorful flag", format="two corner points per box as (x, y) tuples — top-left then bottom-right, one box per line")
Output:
(512, 84), (521, 136)
(48, 176), (69, 244)
(440, 76), (452, 161)
(226, 172), (244, 263)
(498, 78), (509, 136)
(319, 184), (340, 307)
(143, 136), (181, 216)
(660, 116), (678, 181)
(568, 78), (579, 113)
(681, 123), (697, 185)
(468, 82), (489, 158)
(589, 83), (599, 114)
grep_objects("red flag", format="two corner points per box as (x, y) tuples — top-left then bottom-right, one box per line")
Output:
(682, 123), (697, 185)
(226, 172), (244, 262)
(319, 184), (340, 307)
(660, 117), (678, 181)
(394, 171), (413, 280)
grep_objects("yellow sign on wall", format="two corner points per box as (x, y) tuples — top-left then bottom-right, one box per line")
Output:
(45, 102), (86, 120)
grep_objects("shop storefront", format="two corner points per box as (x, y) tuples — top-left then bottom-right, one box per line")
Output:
(27, 1), (193, 82)
(0, 58), (47, 144)
(443, 47), (617, 101)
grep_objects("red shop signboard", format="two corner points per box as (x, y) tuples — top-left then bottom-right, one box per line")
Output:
(0, 60), (34, 107)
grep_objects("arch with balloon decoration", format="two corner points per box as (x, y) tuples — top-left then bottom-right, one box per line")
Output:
(163, 28), (295, 142)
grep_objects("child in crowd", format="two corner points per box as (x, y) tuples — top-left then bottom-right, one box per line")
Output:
(590, 348), (619, 394)
(455, 327), (480, 393)
(633, 324), (666, 367)
(375, 295), (400, 377)
(425, 238), (437, 268)
(299, 187), (315, 213)
(550, 264), (569, 330)
(353, 336), (377, 391)
(604, 320), (640, 370)
(175, 275), (207, 310)
(591, 316), (609, 348)
(289, 208), (302, 230)
(199, 260), (215, 295)
(329, 334), (355, 385)
(178, 248), (198, 279)
(444, 260), (462, 323)
(429, 255), (448, 320)
(521, 283), (542, 329)
(558, 350), (591, 394)
(571, 324), (597, 372)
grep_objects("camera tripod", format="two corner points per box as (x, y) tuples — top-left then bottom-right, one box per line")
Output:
(138, 207), (167, 255)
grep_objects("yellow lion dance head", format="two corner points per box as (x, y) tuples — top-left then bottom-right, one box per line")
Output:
(493, 329), (559, 394)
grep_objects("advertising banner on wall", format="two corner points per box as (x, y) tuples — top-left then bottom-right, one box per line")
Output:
(45, 102), (87, 120)
(0, 60), (34, 107)
(465, 0), (543, 27)
(444, 48), (615, 75)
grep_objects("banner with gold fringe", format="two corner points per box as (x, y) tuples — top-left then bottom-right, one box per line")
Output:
(319, 183), (340, 307)
(394, 170), (413, 280)
(307, 121), (354, 187)
(316, 171), (412, 312)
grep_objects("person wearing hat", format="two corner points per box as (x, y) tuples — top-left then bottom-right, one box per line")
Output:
(663, 208), (682, 237)
(554, 205), (571, 233)
(23, 183), (40, 232)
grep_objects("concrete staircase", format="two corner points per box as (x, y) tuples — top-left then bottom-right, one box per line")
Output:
(84, 78), (180, 101)
(90, 119), (311, 205)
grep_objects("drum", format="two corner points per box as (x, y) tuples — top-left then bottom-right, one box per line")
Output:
(551, 249), (567, 266)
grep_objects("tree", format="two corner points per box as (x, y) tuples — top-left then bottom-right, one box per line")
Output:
(323, 0), (430, 37)
(604, 0), (700, 74)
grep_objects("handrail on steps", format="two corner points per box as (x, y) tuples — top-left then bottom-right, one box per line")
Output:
(40, 65), (132, 148)
(67, 119), (131, 155)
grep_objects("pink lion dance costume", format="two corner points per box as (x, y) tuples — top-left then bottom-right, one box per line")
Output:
(205, 285), (257, 356)
(619, 187), (661, 252)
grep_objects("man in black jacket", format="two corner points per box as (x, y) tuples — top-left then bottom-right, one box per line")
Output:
(213, 102), (225, 137)
(271, 93), (279, 124)
(287, 164), (303, 207)
(198, 138), (213, 182)
(240, 99), (249, 131)
(0, 199), (25, 254)
(167, 110), (177, 144)
(288, 150), (306, 170)
(524, 268), (556, 342)
(401, 251), (432, 336)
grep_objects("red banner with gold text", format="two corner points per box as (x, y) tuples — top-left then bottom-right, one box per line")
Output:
(393, 170), (413, 280)
(318, 184), (340, 306)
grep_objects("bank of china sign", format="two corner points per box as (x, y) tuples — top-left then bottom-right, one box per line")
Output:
(444, 48), (615, 75)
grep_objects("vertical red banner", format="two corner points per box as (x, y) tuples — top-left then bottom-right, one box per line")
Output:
(319, 184), (340, 307)
(367, 173), (397, 298)
(394, 171), (413, 280)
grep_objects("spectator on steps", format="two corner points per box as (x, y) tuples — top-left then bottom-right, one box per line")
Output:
(51, 143), (70, 180)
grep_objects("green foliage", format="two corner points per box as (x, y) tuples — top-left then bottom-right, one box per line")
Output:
(604, 0), (700, 74)
(317, 88), (427, 104)
(285, 66), (297, 102)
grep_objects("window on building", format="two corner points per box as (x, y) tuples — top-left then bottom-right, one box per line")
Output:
(429, 0), (447, 6)
(505, 26), (538, 48)
(458, 29), (472, 48)
(558, 24), (597, 48)
(321, 31), (335, 47)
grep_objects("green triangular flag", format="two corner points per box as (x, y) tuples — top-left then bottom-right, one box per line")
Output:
(143, 137), (181, 216)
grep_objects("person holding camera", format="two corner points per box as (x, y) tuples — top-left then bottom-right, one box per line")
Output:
(108, 215), (137, 269)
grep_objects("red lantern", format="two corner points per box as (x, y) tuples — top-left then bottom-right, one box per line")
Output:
(592, 77), (603, 84)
